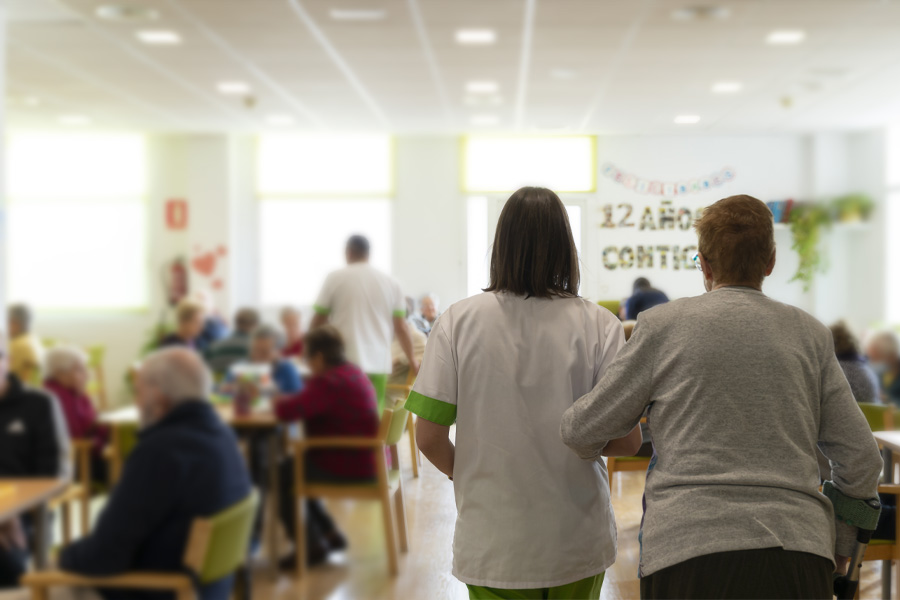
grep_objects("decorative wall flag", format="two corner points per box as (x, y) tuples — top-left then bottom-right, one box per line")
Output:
(600, 163), (736, 196)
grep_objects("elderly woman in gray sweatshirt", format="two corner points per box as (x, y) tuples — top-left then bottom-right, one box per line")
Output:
(562, 194), (883, 599)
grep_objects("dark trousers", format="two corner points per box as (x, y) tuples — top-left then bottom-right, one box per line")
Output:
(640, 547), (833, 599)
(0, 546), (26, 589)
(278, 457), (374, 557)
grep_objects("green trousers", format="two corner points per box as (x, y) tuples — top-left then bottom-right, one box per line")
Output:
(467, 573), (605, 600)
(366, 373), (387, 414)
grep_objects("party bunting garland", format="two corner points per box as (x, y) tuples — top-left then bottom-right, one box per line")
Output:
(600, 163), (736, 196)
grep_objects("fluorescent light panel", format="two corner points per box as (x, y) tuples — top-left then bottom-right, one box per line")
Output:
(266, 115), (295, 126)
(456, 28), (497, 45)
(217, 81), (251, 95)
(136, 30), (182, 45)
(329, 8), (386, 21)
(674, 115), (701, 124)
(466, 80), (499, 94)
(766, 30), (806, 45)
(711, 81), (742, 94)
(470, 115), (499, 126)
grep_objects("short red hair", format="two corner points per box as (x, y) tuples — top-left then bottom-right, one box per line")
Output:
(695, 195), (775, 287)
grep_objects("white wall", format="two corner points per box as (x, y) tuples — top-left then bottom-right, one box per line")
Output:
(24, 130), (888, 407)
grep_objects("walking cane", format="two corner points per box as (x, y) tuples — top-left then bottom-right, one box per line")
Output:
(824, 481), (882, 600)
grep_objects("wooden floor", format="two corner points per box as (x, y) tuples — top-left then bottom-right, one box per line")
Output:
(249, 437), (897, 600)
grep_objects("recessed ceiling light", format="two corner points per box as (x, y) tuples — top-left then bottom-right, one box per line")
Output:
(217, 81), (251, 95)
(136, 30), (182, 45)
(455, 29), (497, 45)
(550, 68), (577, 80)
(671, 6), (731, 22)
(711, 81), (742, 94)
(329, 8), (387, 21)
(266, 115), (295, 126)
(674, 114), (701, 124)
(470, 114), (499, 127)
(766, 30), (806, 45)
(58, 115), (91, 126)
(464, 94), (503, 106)
(95, 4), (159, 22)
(466, 80), (499, 94)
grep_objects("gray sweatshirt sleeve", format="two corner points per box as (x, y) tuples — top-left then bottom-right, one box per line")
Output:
(561, 315), (654, 460)
(817, 340), (883, 555)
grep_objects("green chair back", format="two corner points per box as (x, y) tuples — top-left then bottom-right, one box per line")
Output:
(597, 300), (621, 316)
(858, 402), (893, 432)
(195, 490), (260, 584)
(85, 344), (106, 368)
(385, 407), (409, 446)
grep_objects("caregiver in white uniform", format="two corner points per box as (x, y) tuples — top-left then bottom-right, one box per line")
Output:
(406, 186), (642, 599)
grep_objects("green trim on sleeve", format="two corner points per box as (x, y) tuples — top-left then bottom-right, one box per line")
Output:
(392, 309), (406, 318)
(404, 391), (457, 426)
(312, 304), (331, 316)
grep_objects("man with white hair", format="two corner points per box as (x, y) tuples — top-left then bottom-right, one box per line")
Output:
(57, 348), (252, 600)
(865, 330), (900, 405)
(411, 293), (440, 337)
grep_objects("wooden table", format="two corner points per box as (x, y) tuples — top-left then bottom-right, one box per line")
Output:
(100, 404), (283, 576)
(0, 478), (69, 569)
(872, 431), (900, 598)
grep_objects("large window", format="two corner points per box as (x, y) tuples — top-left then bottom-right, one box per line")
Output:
(463, 136), (596, 193)
(257, 135), (393, 306)
(7, 134), (148, 310)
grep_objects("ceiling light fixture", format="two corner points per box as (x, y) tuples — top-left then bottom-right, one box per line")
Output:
(329, 8), (387, 21)
(217, 81), (251, 95)
(674, 114), (701, 124)
(550, 68), (577, 80)
(266, 115), (295, 126)
(766, 30), (806, 45)
(136, 30), (182, 45)
(455, 29), (497, 45)
(95, 5), (159, 21)
(470, 114), (499, 127)
(466, 80), (499, 94)
(671, 6), (731, 22)
(711, 80), (742, 94)
(58, 115), (91, 126)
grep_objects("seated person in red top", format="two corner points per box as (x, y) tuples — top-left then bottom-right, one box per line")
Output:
(280, 306), (304, 359)
(43, 345), (110, 485)
(273, 325), (379, 569)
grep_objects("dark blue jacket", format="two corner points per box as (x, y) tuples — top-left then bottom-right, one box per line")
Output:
(60, 401), (252, 600)
(625, 289), (670, 320)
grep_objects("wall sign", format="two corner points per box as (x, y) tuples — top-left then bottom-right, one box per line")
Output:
(600, 163), (736, 196)
(165, 199), (189, 230)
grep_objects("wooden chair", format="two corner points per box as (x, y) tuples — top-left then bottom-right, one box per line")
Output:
(607, 456), (651, 487)
(292, 408), (410, 578)
(85, 345), (108, 412)
(49, 439), (95, 545)
(22, 490), (259, 600)
(386, 371), (420, 478)
(861, 483), (900, 588)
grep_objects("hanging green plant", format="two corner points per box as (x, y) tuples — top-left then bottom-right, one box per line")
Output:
(788, 204), (831, 290)
(831, 193), (874, 223)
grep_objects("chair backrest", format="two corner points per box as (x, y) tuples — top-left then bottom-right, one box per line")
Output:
(184, 490), (260, 584)
(384, 407), (409, 446)
(859, 402), (894, 432)
(597, 300), (621, 316)
(111, 422), (141, 483)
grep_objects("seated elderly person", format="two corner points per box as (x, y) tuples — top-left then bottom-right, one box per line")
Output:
(7, 304), (45, 385)
(280, 307), (305, 360)
(157, 299), (206, 351)
(389, 318), (426, 389)
(866, 329), (900, 406)
(831, 321), (880, 404)
(206, 308), (260, 378)
(0, 338), (68, 590)
(229, 325), (303, 395)
(57, 348), (252, 600)
(561, 195), (883, 598)
(273, 326), (380, 569)
(410, 294), (440, 337)
(43, 346), (111, 485)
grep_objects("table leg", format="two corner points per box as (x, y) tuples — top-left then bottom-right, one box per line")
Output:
(266, 432), (281, 578)
(883, 447), (893, 600)
(31, 502), (49, 570)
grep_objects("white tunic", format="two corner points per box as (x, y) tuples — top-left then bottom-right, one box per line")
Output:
(406, 291), (624, 588)
(313, 263), (406, 374)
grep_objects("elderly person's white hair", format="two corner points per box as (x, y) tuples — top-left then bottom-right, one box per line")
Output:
(141, 347), (212, 404)
(45, 345), (88, 380)
(866, 330), (900, 358)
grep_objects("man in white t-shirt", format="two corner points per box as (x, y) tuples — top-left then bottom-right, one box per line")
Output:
(310, 235), (419, 413)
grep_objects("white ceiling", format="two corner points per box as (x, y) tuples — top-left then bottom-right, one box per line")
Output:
(6, 0), (900, 134)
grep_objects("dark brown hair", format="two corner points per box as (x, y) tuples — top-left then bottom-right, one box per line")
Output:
(304, 325), (346, 367)
(484, 186), (580, 298)
(694, 194), (775, 287)
(830, 321), (860, 358)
